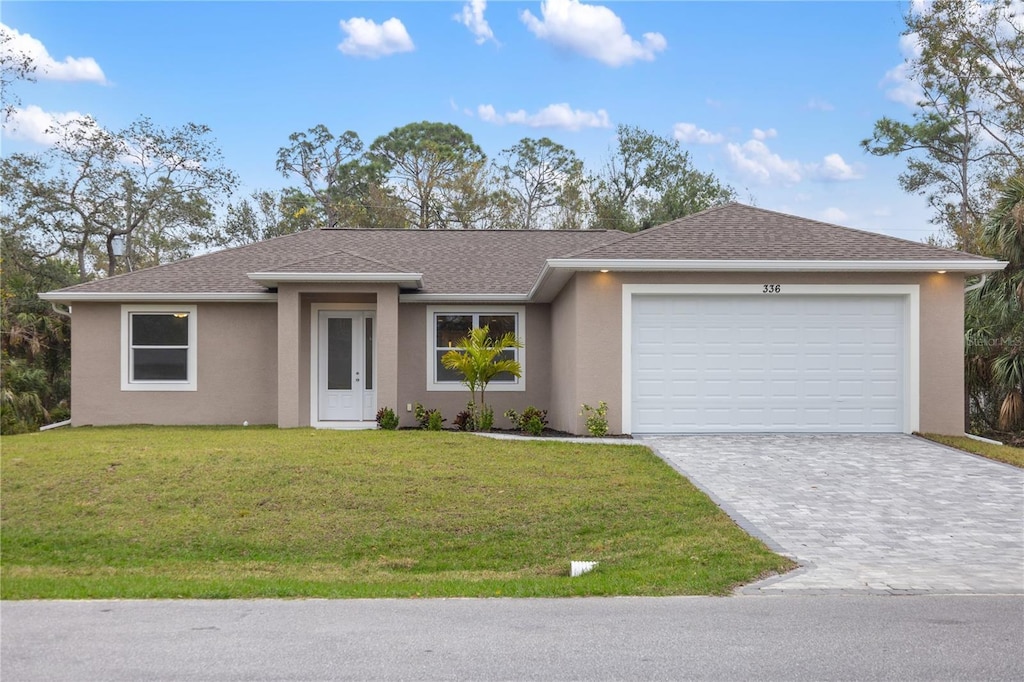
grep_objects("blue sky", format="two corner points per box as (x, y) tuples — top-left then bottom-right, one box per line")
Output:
(2, 1), (939, 241)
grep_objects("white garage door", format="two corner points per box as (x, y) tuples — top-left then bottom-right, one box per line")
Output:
(631, 295), (905, 433)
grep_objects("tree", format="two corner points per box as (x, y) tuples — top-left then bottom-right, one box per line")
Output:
(440, 326), (523, 431)
(862, 0), (1023, 251)
(275, 125), (398, 228)
(1, 116), (237, 279)
(496, 137), (585, 230)
(635, 168), (738, 230)
(0, 24), (35, 122)
(0, 230), (76, 434)
(369, 121), (487, 229)
(551, 166), (591, 231)
(590, 124), (736, 232)
(210, 189), (318, 248)
(965, 175), (1024, 439)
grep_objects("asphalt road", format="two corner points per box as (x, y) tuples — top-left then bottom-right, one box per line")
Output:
(2, 596), (1022, 681)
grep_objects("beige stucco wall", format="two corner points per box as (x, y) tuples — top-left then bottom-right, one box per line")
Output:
(548, 277), (579, 433)
(548, 271), (967, 436)
(67, 270), (967, 436)
(70, 302), (278, 426)
(395, 303), (552, 429)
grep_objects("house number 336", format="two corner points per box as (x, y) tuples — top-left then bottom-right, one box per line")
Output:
(762, 284), (782, 293)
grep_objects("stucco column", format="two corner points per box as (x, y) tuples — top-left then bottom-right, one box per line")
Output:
(277, 285), (302, 427)
(375, 285), (399, 414)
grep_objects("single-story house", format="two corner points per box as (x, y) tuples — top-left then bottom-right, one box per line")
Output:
(40, 203), (1006, 435)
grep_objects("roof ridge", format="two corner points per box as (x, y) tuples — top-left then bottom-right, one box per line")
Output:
(624, 202), (739, 239)
(268, 246), (407, 273)
(618, 202), (988, 260)
(56, 229), (327, 292)
(557, 229), (634, 258)
(729, 203), (989, 259)
(564, 204), (738, 259)
(321, 227), (619, 234)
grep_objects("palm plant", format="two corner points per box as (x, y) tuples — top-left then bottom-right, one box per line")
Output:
(966, 175), (1024, 435)
(440, 325), (522, 431)
(0, 356), (50, 433)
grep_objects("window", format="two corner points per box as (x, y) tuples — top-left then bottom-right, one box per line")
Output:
(426, 306), (526, 392)
(121, 305), (198, 391)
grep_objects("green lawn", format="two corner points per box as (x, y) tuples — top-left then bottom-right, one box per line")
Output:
(0, 427), (793, 599)
(919, 433), (1024, 468)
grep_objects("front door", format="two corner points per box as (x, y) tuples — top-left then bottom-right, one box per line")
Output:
(317, 311), (375, 422)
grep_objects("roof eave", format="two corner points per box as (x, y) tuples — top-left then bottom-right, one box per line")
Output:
(247, 271), (424, 289)
(399, 293), (531, 303)
(529, 258), (1008, 301)
(38, 292), (278, 303)
(547, 258), (1007, 273)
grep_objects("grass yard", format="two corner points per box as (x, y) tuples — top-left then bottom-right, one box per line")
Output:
(0, 427), (793, 599)
(919, 433), (1024, 468)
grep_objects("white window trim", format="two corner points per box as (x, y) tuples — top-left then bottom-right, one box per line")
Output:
(426, 305), (526, 392)
(620, 284), (920, 435)
(120, 304), (198, 392)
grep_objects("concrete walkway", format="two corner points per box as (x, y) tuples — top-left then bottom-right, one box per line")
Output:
(641, 434), (1024, 595)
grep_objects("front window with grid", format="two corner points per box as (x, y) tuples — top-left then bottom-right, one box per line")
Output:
(429, 308), (524, 390)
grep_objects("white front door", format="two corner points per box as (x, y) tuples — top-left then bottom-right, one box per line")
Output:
(317, 311), (375, 422)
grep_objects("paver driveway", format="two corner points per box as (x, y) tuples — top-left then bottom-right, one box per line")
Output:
(641, 435), (1024, 595)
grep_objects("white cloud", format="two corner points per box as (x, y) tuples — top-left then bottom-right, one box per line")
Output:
(882, 32), (924, 107)
(0, 22), (106, 83)
(820, 207), (850, 224)
(672, 122), (723, 145)
(338, 17), (414, 58)
(882, 1), (1024, 108)
(477, 104), (500, 123)
(477, 102), (611, 130)
(520, 0), (666, 67)
(810, 153), (863, 182)
(3, 105), (93, 145)
(725, 135), (862, 186)
(806, 97), (835, 111)
(705, 97), (723, 108)
(454, 0), (496, 45)
(751, 127), (778, 141)
(726, 139), (803, 186)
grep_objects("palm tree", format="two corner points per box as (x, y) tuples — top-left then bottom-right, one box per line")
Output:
(440, 325), (522, 431)
(967, 175), (1024, 434)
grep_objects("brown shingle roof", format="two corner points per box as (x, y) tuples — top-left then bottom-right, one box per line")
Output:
(51, 228), (630, 296)
(570, 203), (990, 261)
(46, 203), (994, 298)
(269, 248), (410, 274)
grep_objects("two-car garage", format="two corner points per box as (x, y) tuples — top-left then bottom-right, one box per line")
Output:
(628, 286), (913, 434)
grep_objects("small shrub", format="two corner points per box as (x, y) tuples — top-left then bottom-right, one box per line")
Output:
(476, 404), (494, 432)
(413, 402), (445, 430)
(580, 401), (609, 437)
(426, 410), (444, 431)
(523, 414), (545, 436)
(376, 407), (400, 430)
(453, 408), (474, 432)
(504, 406), (548, 435)
(413, 402), (429, 427)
